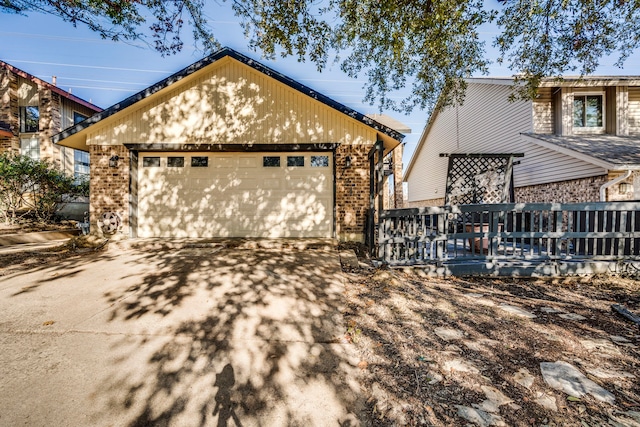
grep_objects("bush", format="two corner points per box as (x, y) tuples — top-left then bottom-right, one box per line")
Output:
(0, 153), (86, 224)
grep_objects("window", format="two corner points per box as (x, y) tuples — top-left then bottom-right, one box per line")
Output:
(191, 156), (208, 167)
(287, 156), (304, 167)
(74, 150), (90, 180)
(263, 156), (280, 167)
(573, 94), (603, 130)
(143, 157), (161, 167)
(73, 112), (88, 125)
(311, 155), (329, 167)
(19, 106), (39, 133)
(20, 136), (39, 160)
(168, 157), (184, 167)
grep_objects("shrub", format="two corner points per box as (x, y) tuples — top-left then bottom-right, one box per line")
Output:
(0, 153), (86, 224)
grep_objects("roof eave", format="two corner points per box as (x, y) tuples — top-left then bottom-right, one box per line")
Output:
(0, 60), (102, 112)
(520, 133), (618, 170)
(54, 47), (404, 147)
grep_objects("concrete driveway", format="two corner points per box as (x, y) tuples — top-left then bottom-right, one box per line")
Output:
(0, 243), (362, 426)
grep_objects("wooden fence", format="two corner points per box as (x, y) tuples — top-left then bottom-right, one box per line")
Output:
(378, 202), (640, 266)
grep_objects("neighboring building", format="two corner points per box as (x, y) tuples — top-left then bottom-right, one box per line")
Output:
(0, 60), (101, 180)
(405, 77), (640, 207)
(54, 47), (405, 241)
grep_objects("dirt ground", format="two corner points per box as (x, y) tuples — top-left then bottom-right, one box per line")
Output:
(0, 221), (78, 236)
(2, 244), (640, 426)
(341, 262), (640, 426)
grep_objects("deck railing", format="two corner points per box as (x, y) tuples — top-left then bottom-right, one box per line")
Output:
(378, 202), (640, 266)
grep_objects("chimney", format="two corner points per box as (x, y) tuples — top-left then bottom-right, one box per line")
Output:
(52, 76), (57, 86)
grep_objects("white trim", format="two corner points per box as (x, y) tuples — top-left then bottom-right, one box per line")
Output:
(572, 92), (605, 134)
(600, 170), (632, 201)
(464, 77), (515, 86)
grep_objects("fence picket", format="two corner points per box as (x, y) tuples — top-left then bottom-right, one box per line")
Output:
(378, 202), (640, 266)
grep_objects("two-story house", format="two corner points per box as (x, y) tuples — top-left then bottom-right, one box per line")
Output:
(405, 77), (640, 207)
(0, 60), (101, 180)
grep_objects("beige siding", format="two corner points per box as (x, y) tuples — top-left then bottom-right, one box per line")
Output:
(514, 143), (606, 185)
(533, 87), (554, 134)
(57, 98), (98, 174)
(16, 77), (37, 106)
(406, 83), (607, 204)
(629, 87), (640, 135)
(59, 98), (96, 130)
(86, 57), (376, 147)
(408, 83), (532, 202)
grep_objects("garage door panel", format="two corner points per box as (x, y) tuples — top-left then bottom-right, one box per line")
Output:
(138, 152), (333, 238)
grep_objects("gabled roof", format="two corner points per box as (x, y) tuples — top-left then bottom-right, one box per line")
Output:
(521, 133), (640, 170)
(0, 60), (102, 112)
(53, 47), (405, 146)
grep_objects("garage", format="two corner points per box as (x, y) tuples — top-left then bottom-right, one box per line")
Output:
(53, 47), (405, 242)
(136, 151), (333, 238)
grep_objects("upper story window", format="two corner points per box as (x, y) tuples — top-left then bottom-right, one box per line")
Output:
(573, 94), (604, 132)
(19, 106), (39, 133)
(73, 112), (88, 125)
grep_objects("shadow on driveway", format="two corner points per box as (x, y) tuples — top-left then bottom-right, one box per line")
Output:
(0, 245), (362, 427)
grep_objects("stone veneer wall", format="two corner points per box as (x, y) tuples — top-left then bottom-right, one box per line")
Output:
(0, 67), (19, 153)
(406, 174), (636, 207)
(38, 89), (62, 165)
(515, 175), (608, 203)
(89, 145), (131, 234)
(335, 144), (371, 241)
(607, 171), (640, 201)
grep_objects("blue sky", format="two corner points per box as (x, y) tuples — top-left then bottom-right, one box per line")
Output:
(2, 5), (640, 167)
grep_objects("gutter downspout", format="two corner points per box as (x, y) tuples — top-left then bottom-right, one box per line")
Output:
(599, 170), (632, 201)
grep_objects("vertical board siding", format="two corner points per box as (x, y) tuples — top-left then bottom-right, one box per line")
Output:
(407, 82), (607, 205)
(629, 87), (640, 134)
(86, 57), (377, 147)
(533, 87), (554, 134)
(59, 98), (97, 130)
(606, 86), (617, 134)
(16, 77), (38, 106)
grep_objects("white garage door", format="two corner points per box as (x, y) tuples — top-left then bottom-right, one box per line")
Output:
(137, 152), (333, 238)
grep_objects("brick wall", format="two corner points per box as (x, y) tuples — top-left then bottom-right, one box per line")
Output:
(89, 145), (130, 235)
(0, 68), (19, 153)
(405, 174), (634, 206)
(392, 144), (403, 208)
(607, 171), (640, 201)
(515, 176), (607, 203)
(336, 144), (371, 241)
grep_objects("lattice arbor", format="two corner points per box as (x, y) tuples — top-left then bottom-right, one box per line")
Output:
(444, 154), (519, 205)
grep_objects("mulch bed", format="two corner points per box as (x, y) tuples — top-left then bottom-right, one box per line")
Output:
(342, 264), (640, 426)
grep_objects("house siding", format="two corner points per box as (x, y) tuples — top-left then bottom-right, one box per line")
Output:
(629, 87), (640, 135)
(80, 56), (399, 241)
(533, 87), (554, 134)
(0, 67), (19, 152)
(1, 69), (98, 173)
(407, 82), (608, 204)
(86, 57), (377, 148)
